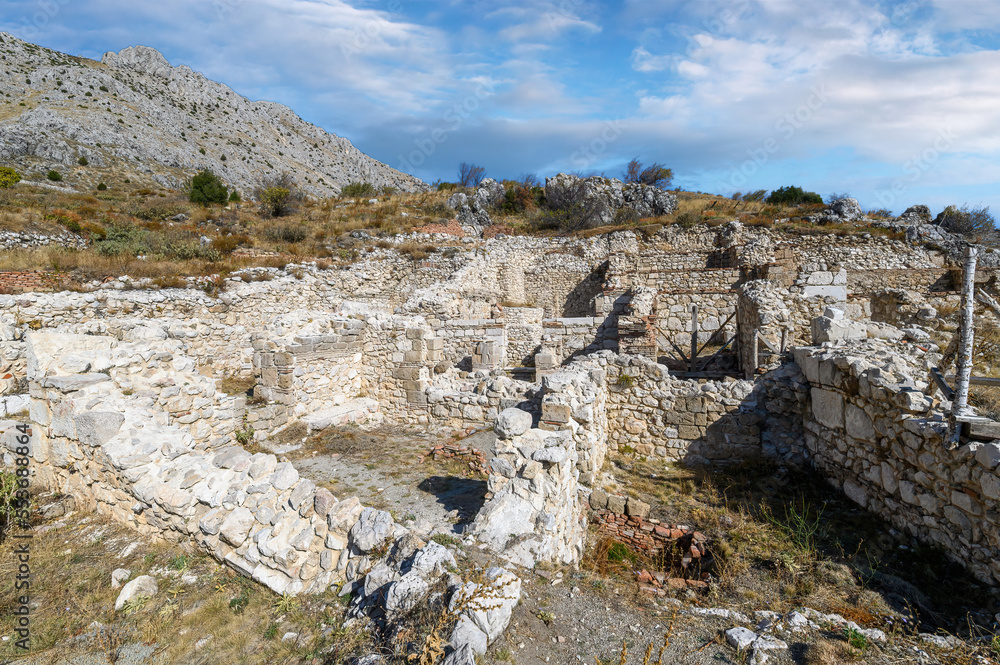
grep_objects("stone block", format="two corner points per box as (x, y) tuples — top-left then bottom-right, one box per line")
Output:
(810, 388), (844, 429)
(845, 404), (874, 441)
(541, 402), (571, 424)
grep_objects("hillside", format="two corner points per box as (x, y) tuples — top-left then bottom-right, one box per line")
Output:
(0, 34), (425, 197)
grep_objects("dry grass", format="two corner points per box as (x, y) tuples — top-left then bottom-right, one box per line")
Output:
(594, 455), (997, 639)
(0, 505), (370, 663)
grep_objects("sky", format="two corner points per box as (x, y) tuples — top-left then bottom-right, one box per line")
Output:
(2, 0), (999, 214)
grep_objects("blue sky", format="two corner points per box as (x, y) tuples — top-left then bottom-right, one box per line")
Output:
(3, 0), (1000, 214)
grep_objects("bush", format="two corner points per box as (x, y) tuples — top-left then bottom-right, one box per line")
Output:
(96, 224), (147, 257)
(340, 182), (377, 198)
(228, 190), (241, 202)
(189, 169), (229, 205)
(265, 224), (307, 243)
(935, 204), (997, 244)
(47, 170), (62, 182)
(435, 181), (457, 191)
(96, 182), (107, 191)
(78, 156), (88, 166)
(623, 158), (673, 189)
(0, 166), (21, 188)
(457, 162), (486, 188)
(767, 185), (823, 205)
(255, 172), (301, 217)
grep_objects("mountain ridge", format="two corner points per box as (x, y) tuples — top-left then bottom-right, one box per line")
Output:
(0, 34), (425, 196)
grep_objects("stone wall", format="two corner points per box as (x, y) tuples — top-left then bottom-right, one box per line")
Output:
(472, 408), (586, 568)
(792, 341), (1000, 587)
(12, 332), (411, 597)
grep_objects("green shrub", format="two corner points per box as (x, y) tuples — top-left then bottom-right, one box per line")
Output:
(435, 181), (457, 191)
(766, 185), (823, 205)
(255, 172), (300, 217)
(77, 156), (88, 166)
(340, 181), (377, 198)
(97, 183), (107, 191)
(265, 224), (307, 243)
(189, 169), (228, 205)
(623, 158), (673, 189)
(228, 190), (241, 202)
(46, 169), (62, 182)
(0, 166), (21, 188)
(96, 224), (147, 257)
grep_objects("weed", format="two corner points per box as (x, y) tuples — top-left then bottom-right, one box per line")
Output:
(431, 533), (461, 547)
(615, 373), (635, 389)
(842, 625), (868, 651)
(120, 594), (149, 616)
(537, 610), (555, 625)
(169, 554), (189, 571)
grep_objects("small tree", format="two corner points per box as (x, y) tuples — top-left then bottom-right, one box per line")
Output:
(767, 185), (823, 205)
(189, 169), (229, 205)
(457, 162), (486, 188)
(0, 167), (21, 189)
(623, 158), (673, 189)
(255, 172), (301, 217)
(935, 205), (997, 244)
(228, 190), (241, 202)
(47, 170), (62, 182)
(78, 156), (89, 166)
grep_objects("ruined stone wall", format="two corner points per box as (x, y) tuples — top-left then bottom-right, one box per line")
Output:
(473, 408), (587, 568)
(789, 235), (943, 271)
(793, 342), (1000, 587)
(600, 356), (759, 463)
(12, 332), (410, 597)
(848, 269), (953, 294)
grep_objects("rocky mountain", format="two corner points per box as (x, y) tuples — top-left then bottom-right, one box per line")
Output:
(0, 34), (425, 196)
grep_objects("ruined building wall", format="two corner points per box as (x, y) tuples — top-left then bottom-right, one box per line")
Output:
(14, 332), (412, 597)
(792, 342), (1000, 588)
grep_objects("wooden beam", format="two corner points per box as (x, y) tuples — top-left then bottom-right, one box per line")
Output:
(697, 334), (737, 372)
(690, 304), (699, 373)
(952, 246), (979, 430)
(695, 310), (737, 357)
(976, 288), (1000, 319)
(931, 366), (955, 400)
(945, 375), (1000, 387)
(669, 339), (691, 364)
(756, 331), (779, 354)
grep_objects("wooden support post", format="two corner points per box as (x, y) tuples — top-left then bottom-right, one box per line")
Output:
(780, 328), (788, 354)
(690, 305), (699, 373)
(951, 245), (978, 444)
(748, 331), (758, 380)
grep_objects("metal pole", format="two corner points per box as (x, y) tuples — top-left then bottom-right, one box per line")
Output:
(951, 245), (978, 442)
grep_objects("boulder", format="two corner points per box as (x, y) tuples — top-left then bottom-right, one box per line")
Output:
(115, 575), (158, 611)
(449, 567), (521, 654)
(826, 198), (863, 221)
(495, 408), (532, 439)
(349, 507), (394, 552)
